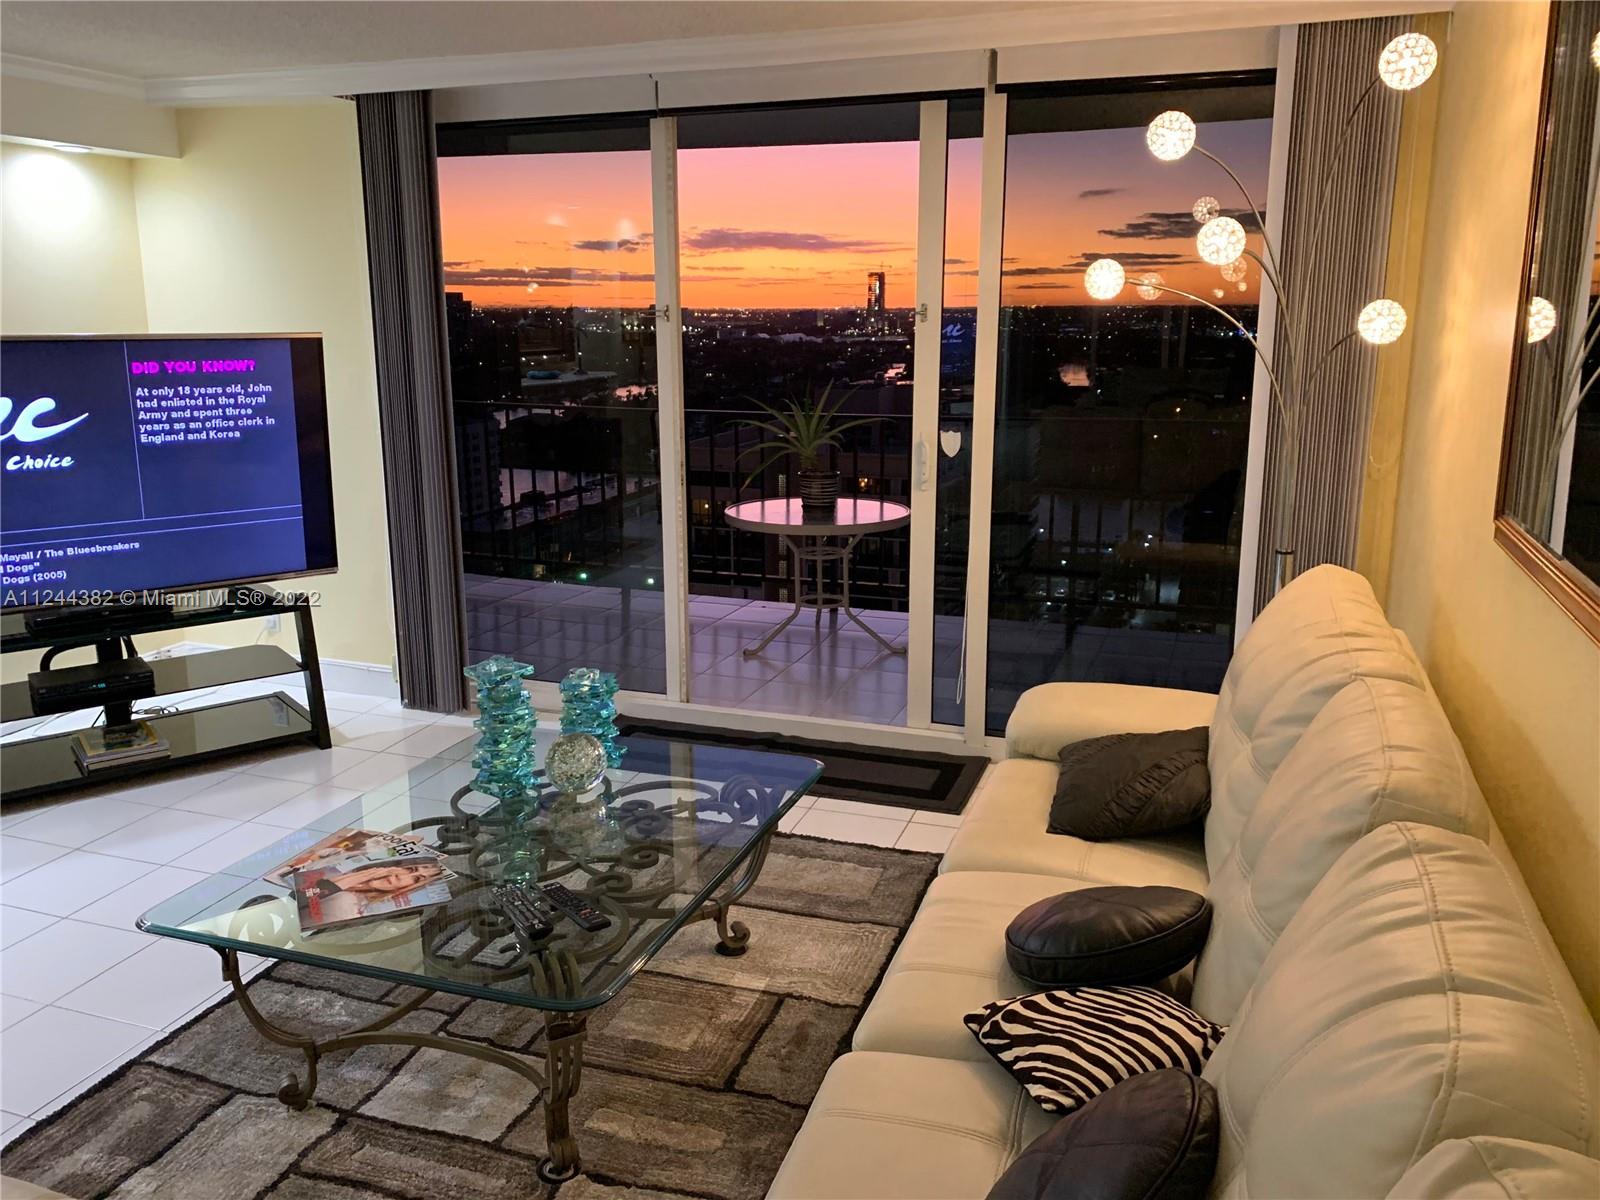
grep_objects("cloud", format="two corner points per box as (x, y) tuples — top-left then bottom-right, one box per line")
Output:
(1078, 187), (1127, 199)
(684, 227), (907, 253)
(571, 233), (653, 253)
(1097, 207), (1260, 241)
(945, 256), (971, 266)
(442, 264), (653, 287)
(1064, 251), (1193, 268)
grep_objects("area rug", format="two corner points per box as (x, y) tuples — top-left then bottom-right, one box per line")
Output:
(1, 834), (940, 1200)
(618, 720), (988, 815)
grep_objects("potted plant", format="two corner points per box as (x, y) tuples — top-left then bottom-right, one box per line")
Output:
(736, 382), (887, 515)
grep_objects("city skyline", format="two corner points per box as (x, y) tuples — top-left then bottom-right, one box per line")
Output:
(436, 116), (1270, 312)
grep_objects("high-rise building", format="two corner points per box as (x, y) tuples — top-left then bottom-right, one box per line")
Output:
(866, 271), (886, 313)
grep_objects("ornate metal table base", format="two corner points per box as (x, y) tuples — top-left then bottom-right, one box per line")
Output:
(742, 533), (907, 658)
(215, 831), (775, 1183)
(218, 948), (587, 1183)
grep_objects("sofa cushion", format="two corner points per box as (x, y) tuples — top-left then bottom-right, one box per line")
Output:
(1191, 676), (1492, 1023)
(1204, 823), (1600, 1199)
(1204, 565), (1425, 875)
(1006, 886), (1211, 988)
(941, 758), (1210, 884)
(989, 1070), (1220, 1200)
(1385, 1138), (1600, 1199)
(1007, 682), (1219, 763)
(855, 870), (1101, 1063)
(1051, 728), (1211, 840)
(767, 1051), (1056, 1200)
(965, 987), (1226, 1115)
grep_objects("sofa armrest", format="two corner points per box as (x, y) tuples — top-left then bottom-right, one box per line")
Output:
(1005, 682), (1218, 761)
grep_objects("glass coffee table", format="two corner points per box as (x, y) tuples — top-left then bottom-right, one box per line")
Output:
(138, 727), (822, 1183)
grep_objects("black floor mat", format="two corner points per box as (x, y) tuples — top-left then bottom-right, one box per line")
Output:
(616, 718), (988, 815)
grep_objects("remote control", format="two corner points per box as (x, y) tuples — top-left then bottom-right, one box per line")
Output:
(540, 883), (611, 932)
(492, 884), (554, 943)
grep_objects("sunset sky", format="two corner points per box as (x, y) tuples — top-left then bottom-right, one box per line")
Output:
(436, 117), (1271, 311)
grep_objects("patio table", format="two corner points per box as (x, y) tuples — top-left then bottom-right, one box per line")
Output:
(722, 497), (910, 657)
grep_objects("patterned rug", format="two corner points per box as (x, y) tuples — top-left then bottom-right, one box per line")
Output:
(2, 834), (939, 1200)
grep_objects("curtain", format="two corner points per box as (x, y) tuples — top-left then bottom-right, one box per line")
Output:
(1252, 16), (1405, 614)
(355, 91), (467, 712)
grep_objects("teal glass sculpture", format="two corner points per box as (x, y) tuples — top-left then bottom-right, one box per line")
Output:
(464, 656), (537, 805)
(559, 667), (624, 768)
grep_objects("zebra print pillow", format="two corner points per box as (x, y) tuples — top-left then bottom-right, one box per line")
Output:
(964, 986), (1226, 1114)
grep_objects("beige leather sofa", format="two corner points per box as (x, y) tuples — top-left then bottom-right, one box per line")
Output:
(770, 566), (1600, 1199)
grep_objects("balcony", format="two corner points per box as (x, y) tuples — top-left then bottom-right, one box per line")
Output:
(464, 574), (924, 724)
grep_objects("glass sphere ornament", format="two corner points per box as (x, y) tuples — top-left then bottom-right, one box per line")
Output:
(1196, 216), (1246, 266)
(1134, 272), (1164, 301)
(1192, 195), (1220, 224)
(1084, 258), (1126, 300)
(1527, 296), (1558, 344)
(544, 732), (607, 795)
(1146, 110), (1196, 161)
(1221, 257), (1248, 283)
(1358, 298), (1408, 345)
(1378, 32), (1439, 91)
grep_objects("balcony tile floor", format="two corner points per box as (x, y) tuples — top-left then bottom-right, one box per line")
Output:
(464, 575), (967, 728)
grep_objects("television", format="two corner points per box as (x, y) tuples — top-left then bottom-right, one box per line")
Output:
(0, 334), (337, 611)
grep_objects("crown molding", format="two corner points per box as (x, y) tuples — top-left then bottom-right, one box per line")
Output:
(3, 0), (1453, 107)
(0, 52), (145, 99)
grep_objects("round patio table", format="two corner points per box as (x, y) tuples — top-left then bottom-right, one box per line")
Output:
(723, 497), (911, 657)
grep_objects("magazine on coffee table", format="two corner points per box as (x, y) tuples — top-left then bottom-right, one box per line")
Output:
(291, 853), (455, 933)
(262, 827), (451, 887)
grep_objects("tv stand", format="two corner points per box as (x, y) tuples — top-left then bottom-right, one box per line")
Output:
(1, 590), (333, 803)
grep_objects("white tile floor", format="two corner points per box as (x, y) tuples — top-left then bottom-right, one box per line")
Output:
(0, 681), (968, 1150)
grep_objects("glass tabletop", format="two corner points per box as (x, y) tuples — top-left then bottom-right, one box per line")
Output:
(138, 727), (823, 1011)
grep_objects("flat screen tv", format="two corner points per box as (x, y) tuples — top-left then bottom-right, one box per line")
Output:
(0, 334), (337, 611)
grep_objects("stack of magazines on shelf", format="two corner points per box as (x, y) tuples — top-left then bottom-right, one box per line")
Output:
(264, 828), (456, 934)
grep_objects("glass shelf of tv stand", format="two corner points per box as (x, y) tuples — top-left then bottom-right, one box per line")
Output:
(0, 590), (305, 655)
(3, 693), (317, 803)
(0, 644), (307, 723)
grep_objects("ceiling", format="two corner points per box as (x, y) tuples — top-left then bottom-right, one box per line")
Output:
(0, 1), (1059, 80)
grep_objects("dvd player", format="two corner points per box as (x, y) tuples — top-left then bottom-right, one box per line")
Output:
(28, 657), (156, 716)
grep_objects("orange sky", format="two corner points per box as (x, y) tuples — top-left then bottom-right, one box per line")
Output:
(436, 117), (1270, 310)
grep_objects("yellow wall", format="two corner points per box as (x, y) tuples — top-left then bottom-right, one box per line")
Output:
(132, 104), (397, 671)
(0, 143), (147, 334)
(0, 105), (397, 677)
(1383, 0), (1600, 1013)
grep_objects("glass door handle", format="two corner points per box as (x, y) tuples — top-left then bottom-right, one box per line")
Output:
(915, 436), (931, 491)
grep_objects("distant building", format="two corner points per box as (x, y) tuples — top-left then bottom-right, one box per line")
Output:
(866, 271), (886, 314)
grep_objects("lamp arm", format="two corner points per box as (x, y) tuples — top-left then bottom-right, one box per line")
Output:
(1301, 76), (1386, 279)
(1144, 283), (1293, 424)
(1194, 144), (1283, 281)
(1302, 328), (1366, 397)
(1244, 247), (1302, 390)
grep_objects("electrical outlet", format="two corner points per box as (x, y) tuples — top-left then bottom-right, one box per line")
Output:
(262, 614), (282, 635)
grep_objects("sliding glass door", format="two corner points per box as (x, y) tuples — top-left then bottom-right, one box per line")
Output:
(437, 118), (669, 695)
(978, 79), (1274, 733)
(430, 70), (1278, 739)
(673, 102), (923, 724)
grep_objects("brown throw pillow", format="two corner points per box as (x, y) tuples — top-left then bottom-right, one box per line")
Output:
(1051, 728), (1209, 840)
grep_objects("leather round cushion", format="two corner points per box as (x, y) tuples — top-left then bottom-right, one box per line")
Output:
(1005, 885), (1212, 987)
(987, 1069), (1219, 1200)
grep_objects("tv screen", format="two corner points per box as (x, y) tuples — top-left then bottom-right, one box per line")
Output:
(0, 334), (337, 610)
